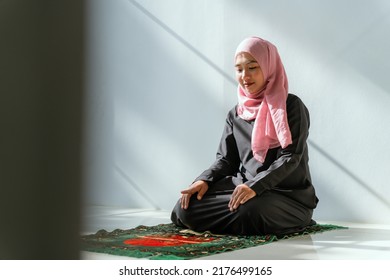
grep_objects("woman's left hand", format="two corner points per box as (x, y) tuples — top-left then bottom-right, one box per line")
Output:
(228, 184), (256, 212)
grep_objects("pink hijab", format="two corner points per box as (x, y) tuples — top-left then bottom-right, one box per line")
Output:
(235, 37), (292, 163)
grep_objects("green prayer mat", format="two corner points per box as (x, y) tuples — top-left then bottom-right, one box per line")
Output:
(80, 223), (347, 260)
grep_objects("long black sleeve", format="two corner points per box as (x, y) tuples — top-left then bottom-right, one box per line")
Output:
(194, 94), (316, 208)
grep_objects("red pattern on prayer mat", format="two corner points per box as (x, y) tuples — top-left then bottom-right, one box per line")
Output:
(123, 234), (215, 247)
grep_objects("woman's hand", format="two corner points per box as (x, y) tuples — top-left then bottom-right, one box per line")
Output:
(228, 184), (256, 211)
(180, 180), (209, 210)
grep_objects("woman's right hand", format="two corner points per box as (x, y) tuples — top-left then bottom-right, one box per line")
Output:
(180, 180), (209, 210)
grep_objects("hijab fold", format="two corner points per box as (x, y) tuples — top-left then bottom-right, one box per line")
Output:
(235, 37), (292, 163)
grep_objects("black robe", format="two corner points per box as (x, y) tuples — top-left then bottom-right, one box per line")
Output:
(171, 94), (319, 235)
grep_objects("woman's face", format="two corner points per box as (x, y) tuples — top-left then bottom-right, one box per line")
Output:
(235, 52), (265, 95)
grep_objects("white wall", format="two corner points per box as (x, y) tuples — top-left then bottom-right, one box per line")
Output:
(84, 0), (390, 224)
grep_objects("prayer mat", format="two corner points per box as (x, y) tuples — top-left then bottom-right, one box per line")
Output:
(80, 223), (346, 260)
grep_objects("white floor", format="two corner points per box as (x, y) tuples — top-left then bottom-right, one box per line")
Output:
(81, 206), (390, 260)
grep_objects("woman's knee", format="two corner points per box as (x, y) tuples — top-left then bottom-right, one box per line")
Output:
(171, 199), (196, 228)
(233, 194), (312, 234)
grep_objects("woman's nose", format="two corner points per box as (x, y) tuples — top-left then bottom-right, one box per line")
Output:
(242, 70), (250, 80)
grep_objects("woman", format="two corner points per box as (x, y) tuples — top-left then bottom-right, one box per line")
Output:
(171, 37), (318, 235)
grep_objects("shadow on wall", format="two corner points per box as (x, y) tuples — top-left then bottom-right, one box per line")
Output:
(309, 140), (390, 211)
(127, 0), (236, 85)
(109, 0), (228, 209)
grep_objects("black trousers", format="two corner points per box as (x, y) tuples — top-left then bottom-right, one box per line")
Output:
(171, 177), (314, 236)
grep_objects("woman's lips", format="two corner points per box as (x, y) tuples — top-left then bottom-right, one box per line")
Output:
(244, 82), (255, 88)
